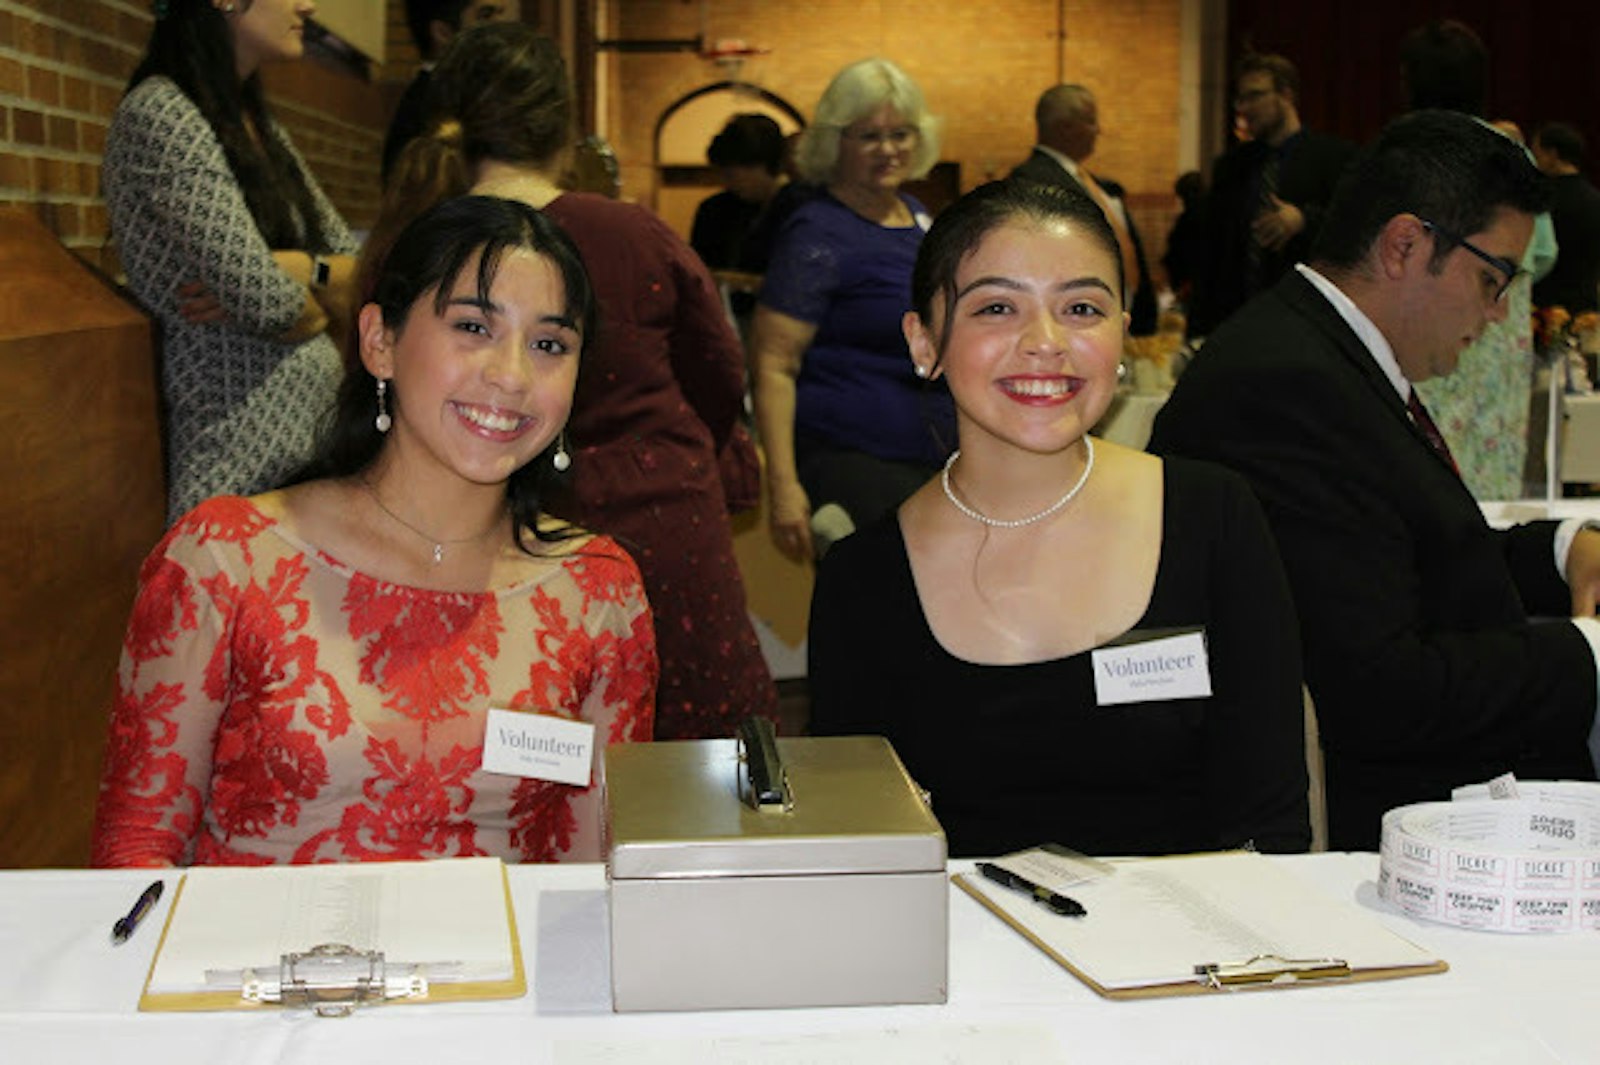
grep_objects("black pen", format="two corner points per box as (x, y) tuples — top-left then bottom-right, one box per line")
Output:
(111, 879), (164, 945)
(976, 861), (1087, 916)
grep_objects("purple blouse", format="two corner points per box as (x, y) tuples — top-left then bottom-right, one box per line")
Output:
(760, 192), (954, 467)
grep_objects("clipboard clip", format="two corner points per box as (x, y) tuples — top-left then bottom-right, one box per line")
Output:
(1193, 954), (1352, 990)
(239, 943), (428, 1016)
(736, 717), (794, 812)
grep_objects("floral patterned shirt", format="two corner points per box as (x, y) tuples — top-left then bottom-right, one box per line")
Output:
(92, 497), (657, 867)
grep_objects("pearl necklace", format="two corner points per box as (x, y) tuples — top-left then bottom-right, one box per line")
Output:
(363, 482), (504, 565)
(941, 437), (1095, 528)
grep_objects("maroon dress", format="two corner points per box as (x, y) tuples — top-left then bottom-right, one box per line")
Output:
(543, 193), (776, 739)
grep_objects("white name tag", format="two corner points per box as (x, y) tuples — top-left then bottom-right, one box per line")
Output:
(481, 708), (595, 786)
(1091, 630), (1212, 706)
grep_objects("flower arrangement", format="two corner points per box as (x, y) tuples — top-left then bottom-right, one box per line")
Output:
(1534, 305), (1600, 392)
(1121, 311), (1189, 392)
(1534, 305), (1600, 353)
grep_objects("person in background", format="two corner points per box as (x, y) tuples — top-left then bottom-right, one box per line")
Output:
(383, 0), (518, 184)
(690, 113), (788, 272)
(104, 0), (360, 523)
(1163, 170), (1206, 310)
(92, 195), (657, 867)
(1188, 53), (1355, 338)
(1532, 122), (1600, 315)
(378, 23), (776, 739)
(690, 113), (799, 333)
(752, 58), (954, 563)
(743, 132), (822, 278)
(1150, 111), (1600, 851)
(1010, 83), (1157, 337)
(1401, 18), (1555, 500)
(808, 180), (1309, 858)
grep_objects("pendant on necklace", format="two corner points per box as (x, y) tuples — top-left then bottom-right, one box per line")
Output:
(432, 543), (444, 565)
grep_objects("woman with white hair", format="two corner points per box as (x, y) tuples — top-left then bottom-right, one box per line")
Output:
(752, 58), (954, 562)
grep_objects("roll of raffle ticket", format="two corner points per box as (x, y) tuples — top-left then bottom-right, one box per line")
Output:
(1377, 780), (1600, 933)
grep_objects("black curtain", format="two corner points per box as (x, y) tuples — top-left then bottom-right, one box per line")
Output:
(1225, 1), (1597, 160)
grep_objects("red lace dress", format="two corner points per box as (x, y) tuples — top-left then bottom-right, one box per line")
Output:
(91, 496), (657, 867)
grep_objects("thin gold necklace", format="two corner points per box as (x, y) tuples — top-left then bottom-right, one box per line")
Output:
(361, 481), (504, 565)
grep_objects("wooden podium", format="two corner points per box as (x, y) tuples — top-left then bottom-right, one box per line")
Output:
(0, 209), (165, 867)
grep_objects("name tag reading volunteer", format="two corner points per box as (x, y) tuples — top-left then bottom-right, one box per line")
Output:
(1091, 628), (1212, 706)
(481, 708), (595, 786)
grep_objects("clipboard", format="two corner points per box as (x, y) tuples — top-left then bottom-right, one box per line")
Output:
(138, 857), (526, 1013)
(955, 851), (1448, 1000)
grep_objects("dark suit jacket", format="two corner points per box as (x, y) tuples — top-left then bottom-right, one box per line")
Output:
(1533, 172), (1600, 313)
(1008, 149), (1158, 335)
(1149, 269), (1597, 850)
(1188, 130), (1355, 336)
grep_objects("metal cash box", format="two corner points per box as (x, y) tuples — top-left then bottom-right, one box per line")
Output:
(604, 725), (948, 1012)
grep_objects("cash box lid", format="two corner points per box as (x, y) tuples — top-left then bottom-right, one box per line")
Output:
(605, 735), (945, 880)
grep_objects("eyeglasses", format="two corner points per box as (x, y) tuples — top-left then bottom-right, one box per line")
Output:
(841, 126), (918, 150)
(1418, 217), (1522, 303)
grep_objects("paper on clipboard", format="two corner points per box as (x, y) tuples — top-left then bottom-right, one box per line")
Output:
(140, 856), (526, 1011)
(956, 851), (1445, 998)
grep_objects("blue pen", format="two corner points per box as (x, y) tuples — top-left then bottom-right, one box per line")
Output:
(112, 880), (164, 945)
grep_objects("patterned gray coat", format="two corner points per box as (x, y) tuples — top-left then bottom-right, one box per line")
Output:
(103, 77), (357, 522)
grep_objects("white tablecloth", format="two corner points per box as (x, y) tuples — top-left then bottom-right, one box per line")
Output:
(1480, 498), (1600, 527)
(1, 855), (1595, 1064)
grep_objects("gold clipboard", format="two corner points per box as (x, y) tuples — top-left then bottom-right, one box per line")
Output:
(954, 853), (1449, 1001)
(138, 862), (526, 1013)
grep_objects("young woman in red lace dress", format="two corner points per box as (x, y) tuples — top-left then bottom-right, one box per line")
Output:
(375, 23), (777, 739)
(92, 196), (658, 867)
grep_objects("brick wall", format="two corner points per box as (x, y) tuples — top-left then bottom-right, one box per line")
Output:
(0, 0), (390, 275)
(0, 1), (1186, 278)
(601, 0), (1184, 280)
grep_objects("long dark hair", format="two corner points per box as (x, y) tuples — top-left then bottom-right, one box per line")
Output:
(129, 0), (330, 250)
(297, 196), (596, 549)
(368, 23), (573, 275)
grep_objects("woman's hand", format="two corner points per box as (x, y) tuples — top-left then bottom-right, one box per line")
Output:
(269, 250), (343, 345)
(175, 280), (228, 324)
(768, 475), (814, 563)
(751, 305), (819, 562)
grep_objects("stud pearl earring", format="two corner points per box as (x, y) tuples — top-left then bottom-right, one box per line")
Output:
(552, 433), (571, 472)
(914, 363), (928, 379)
(375, 378), (392, 433)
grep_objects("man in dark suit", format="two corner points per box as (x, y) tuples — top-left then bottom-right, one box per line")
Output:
(1150, 110), (1600, 851)
(1010, 84), (1158, 335)
(1188, 54), (1355, 337)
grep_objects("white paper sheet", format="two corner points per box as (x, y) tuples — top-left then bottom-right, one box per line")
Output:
(146, 857), (514, 993)
(960, 851), (1440, 991)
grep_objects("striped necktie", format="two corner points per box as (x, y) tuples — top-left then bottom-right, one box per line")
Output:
(1407, 388), (1460, 476)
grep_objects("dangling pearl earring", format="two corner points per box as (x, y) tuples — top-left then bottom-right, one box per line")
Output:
(375, 378), (392, 433)
(219, 0), (236, 11)
(552, 432), (571, 472)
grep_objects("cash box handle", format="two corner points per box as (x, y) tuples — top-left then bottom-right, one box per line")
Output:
(736, 718), (792, 812)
